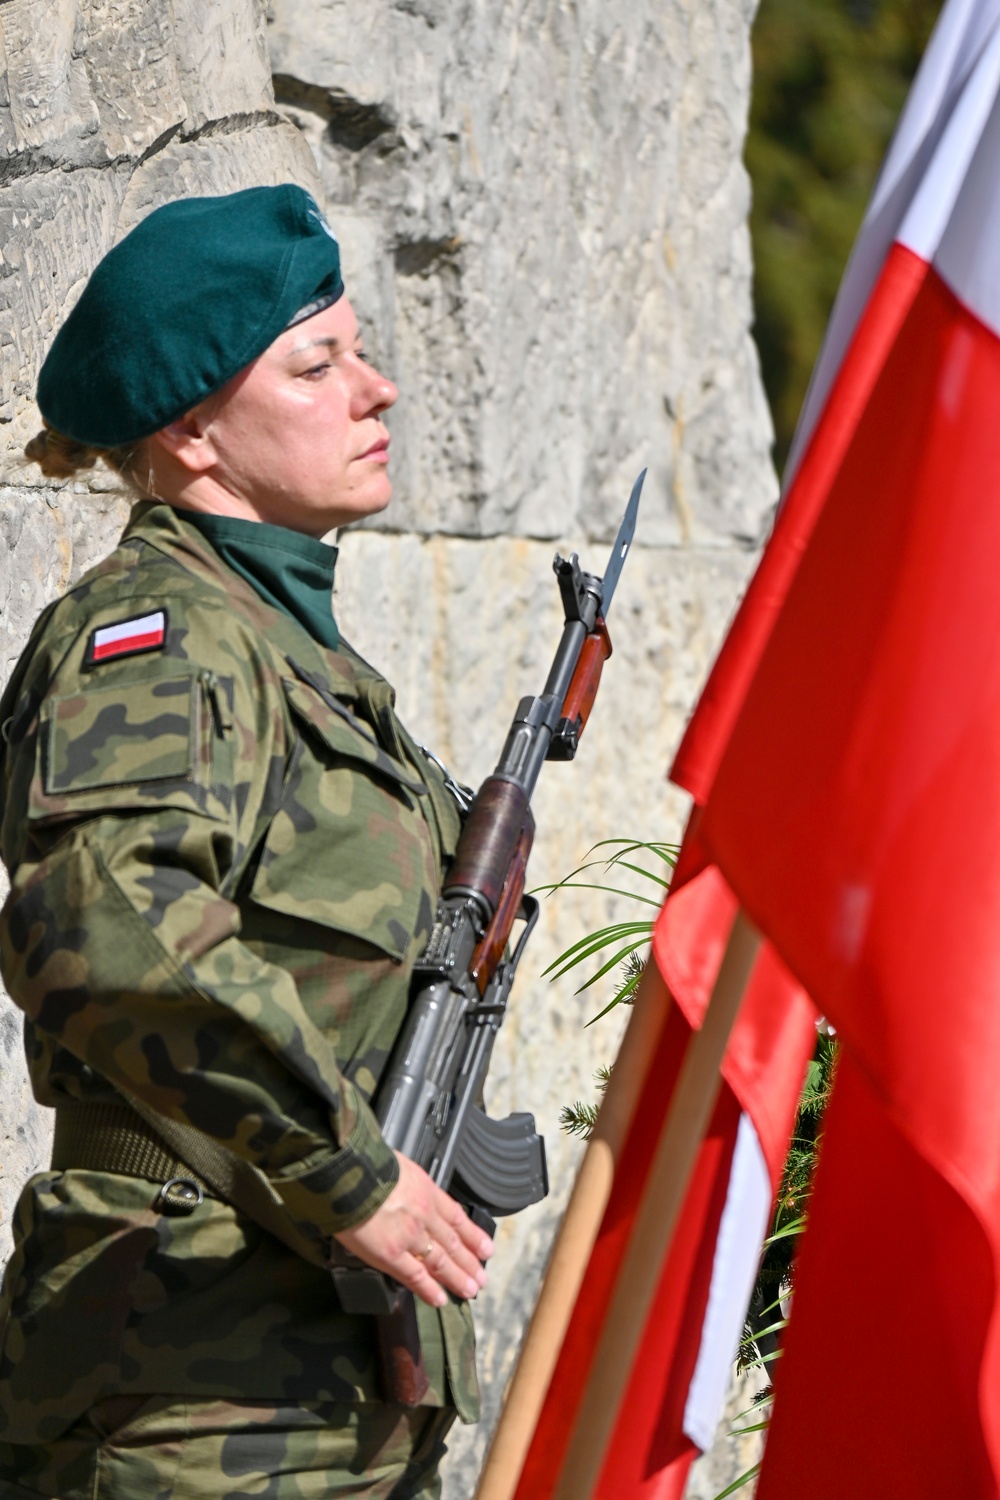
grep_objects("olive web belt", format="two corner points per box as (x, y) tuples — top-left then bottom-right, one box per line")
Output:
(51, 1100), (212, 1196)
(50, 1097), (328, 1269)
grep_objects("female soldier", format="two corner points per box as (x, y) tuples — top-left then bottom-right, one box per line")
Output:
(0, 184), (492, 1499)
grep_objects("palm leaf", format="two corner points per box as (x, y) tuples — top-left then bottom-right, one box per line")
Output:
(569, 939), (651, 995)
(712, 1463), (762, 1499)
(531, 879), (663, 908)
(585, 963), (646, 1024)
(542, 922), (654, 979)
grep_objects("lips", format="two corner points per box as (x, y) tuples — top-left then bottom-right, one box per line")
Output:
(357, 436), (390, 461)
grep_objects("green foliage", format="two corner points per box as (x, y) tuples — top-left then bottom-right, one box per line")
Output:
(713, 1462), (763, 1499)
(748, 0), (941, 469)
(536, 840), (678, 1024)
(560, 1065), (612, 1139)
(744, 1028), (838, 1355)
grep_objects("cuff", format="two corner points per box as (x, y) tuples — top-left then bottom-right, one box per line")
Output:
(272, 1088), (400, 1236)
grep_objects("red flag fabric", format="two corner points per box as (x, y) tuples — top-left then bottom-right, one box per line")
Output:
(511, 853), (814, 1500)
(511, 997), (700, 1500)
(754, 1052), (996, 1499)
(593, 1078), (743, 1500)
(692, 0), (1000, 1489)
(591, 877), (813, 1500)
(656, 858), (817, 1188)
(669, 241), (927, 805)
(492, 5), (1000, 1496)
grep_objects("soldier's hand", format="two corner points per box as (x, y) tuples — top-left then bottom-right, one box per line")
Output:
(333, 1153), (495, 1308)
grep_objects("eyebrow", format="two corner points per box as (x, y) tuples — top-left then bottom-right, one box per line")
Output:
(287, 331), (361, 356)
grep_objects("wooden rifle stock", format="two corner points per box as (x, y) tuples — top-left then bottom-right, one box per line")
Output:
(444, 776), (531, 911)
(470, 820), (535, 995)
(559, 617), (612, 741)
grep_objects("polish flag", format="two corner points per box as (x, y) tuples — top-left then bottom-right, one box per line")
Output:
(691, 0), (1000, 1491)
(498, 2), (1000, 1494)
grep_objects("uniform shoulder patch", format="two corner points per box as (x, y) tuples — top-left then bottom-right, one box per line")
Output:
(85, 610), (168, 667)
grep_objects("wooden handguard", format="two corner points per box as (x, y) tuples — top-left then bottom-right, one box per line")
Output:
(560, 617), (612, 735)
(444, 776), (531, 914)
(470, 820), (535, 995)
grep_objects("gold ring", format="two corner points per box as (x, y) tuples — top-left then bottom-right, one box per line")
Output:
(415, 1241), (433, 1260)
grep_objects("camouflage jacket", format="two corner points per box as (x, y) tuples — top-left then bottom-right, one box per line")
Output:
(0, 503), (478, 1443)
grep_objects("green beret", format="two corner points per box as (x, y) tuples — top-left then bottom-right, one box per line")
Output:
(37, 184), (344, 448)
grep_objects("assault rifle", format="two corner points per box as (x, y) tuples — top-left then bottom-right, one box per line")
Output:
(332, 470), (645, 1398)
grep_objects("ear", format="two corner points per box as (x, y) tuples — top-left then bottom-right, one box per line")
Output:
(149, 405), (217, 475)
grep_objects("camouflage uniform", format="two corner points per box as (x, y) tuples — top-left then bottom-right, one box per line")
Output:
(0, 502), (477, 1495)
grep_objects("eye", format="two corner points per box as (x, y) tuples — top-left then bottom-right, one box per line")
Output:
(301, 361), (331, 380)
(356, 349), (371, 365)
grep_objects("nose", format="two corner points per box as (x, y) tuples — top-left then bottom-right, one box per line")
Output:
(356, 358), (398, 418)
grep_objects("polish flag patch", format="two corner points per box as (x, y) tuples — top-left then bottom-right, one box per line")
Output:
(85, 610), (168, 667)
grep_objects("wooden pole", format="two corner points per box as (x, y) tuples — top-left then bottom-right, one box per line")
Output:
(474, 960), (674, 1500)
(551, 910), (760, 1500)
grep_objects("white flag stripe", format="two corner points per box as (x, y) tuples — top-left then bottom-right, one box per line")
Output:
(899, 20), (1000, 260)
(94, 612), (165, 648)
(682, 1112), (772, 1453)
(785, 0), (1000, 483)
(935, 70), (1000, 337)
(870, 0), (1000, 229)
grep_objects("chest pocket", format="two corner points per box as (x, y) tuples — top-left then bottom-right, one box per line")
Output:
(247, 677), (437, 962)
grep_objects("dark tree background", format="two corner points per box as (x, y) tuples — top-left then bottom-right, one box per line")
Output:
(747, 0), (942, 471)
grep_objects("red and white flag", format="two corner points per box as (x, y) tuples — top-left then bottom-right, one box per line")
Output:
(691, 0), (1000, 1491)
(503, 3), (1000, 1493)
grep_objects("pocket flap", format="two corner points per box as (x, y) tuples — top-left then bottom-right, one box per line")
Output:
(248, 678), (440, 960)
(29, 673), (230, 824)
(281, 667), (426, 797)
(43, 675), (196, 793)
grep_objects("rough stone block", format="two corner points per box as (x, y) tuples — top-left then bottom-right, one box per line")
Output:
(116, 118), (319, 232)
(0, 0), (186, 166)
(267, 0), (777, 547)
(172, 0), (274, 130)
(0, 168), (129, 456)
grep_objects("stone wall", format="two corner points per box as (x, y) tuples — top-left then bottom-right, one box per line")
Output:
(0, 2), (774, 1494)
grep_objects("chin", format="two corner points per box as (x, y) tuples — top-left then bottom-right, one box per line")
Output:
(322, 484), (393, 533)
(354, 479), (394, 519)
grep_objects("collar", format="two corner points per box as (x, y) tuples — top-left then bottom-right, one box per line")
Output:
(181, 511), (340, 654)
(121, 501), (360, 700)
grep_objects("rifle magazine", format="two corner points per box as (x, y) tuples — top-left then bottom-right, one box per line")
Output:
(449, 1107), (548, 1216)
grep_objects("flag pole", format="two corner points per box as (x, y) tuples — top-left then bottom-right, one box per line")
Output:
(550, 909), (760, 1500)
(474, 958), (675, 1500)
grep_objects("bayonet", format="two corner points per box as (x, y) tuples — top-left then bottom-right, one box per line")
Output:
(600, 467), (645, 616)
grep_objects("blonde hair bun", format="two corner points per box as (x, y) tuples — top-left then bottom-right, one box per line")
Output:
(24, 425), (100, 480)
(24, 422), (139, 488)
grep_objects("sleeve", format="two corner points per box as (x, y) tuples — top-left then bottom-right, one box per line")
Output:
(0, 622), (400, 1239)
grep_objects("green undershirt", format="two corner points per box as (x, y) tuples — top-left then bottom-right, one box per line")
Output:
(185, 512), (340, 652)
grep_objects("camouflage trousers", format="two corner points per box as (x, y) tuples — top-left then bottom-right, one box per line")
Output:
(0, 1396), (456, 1499)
